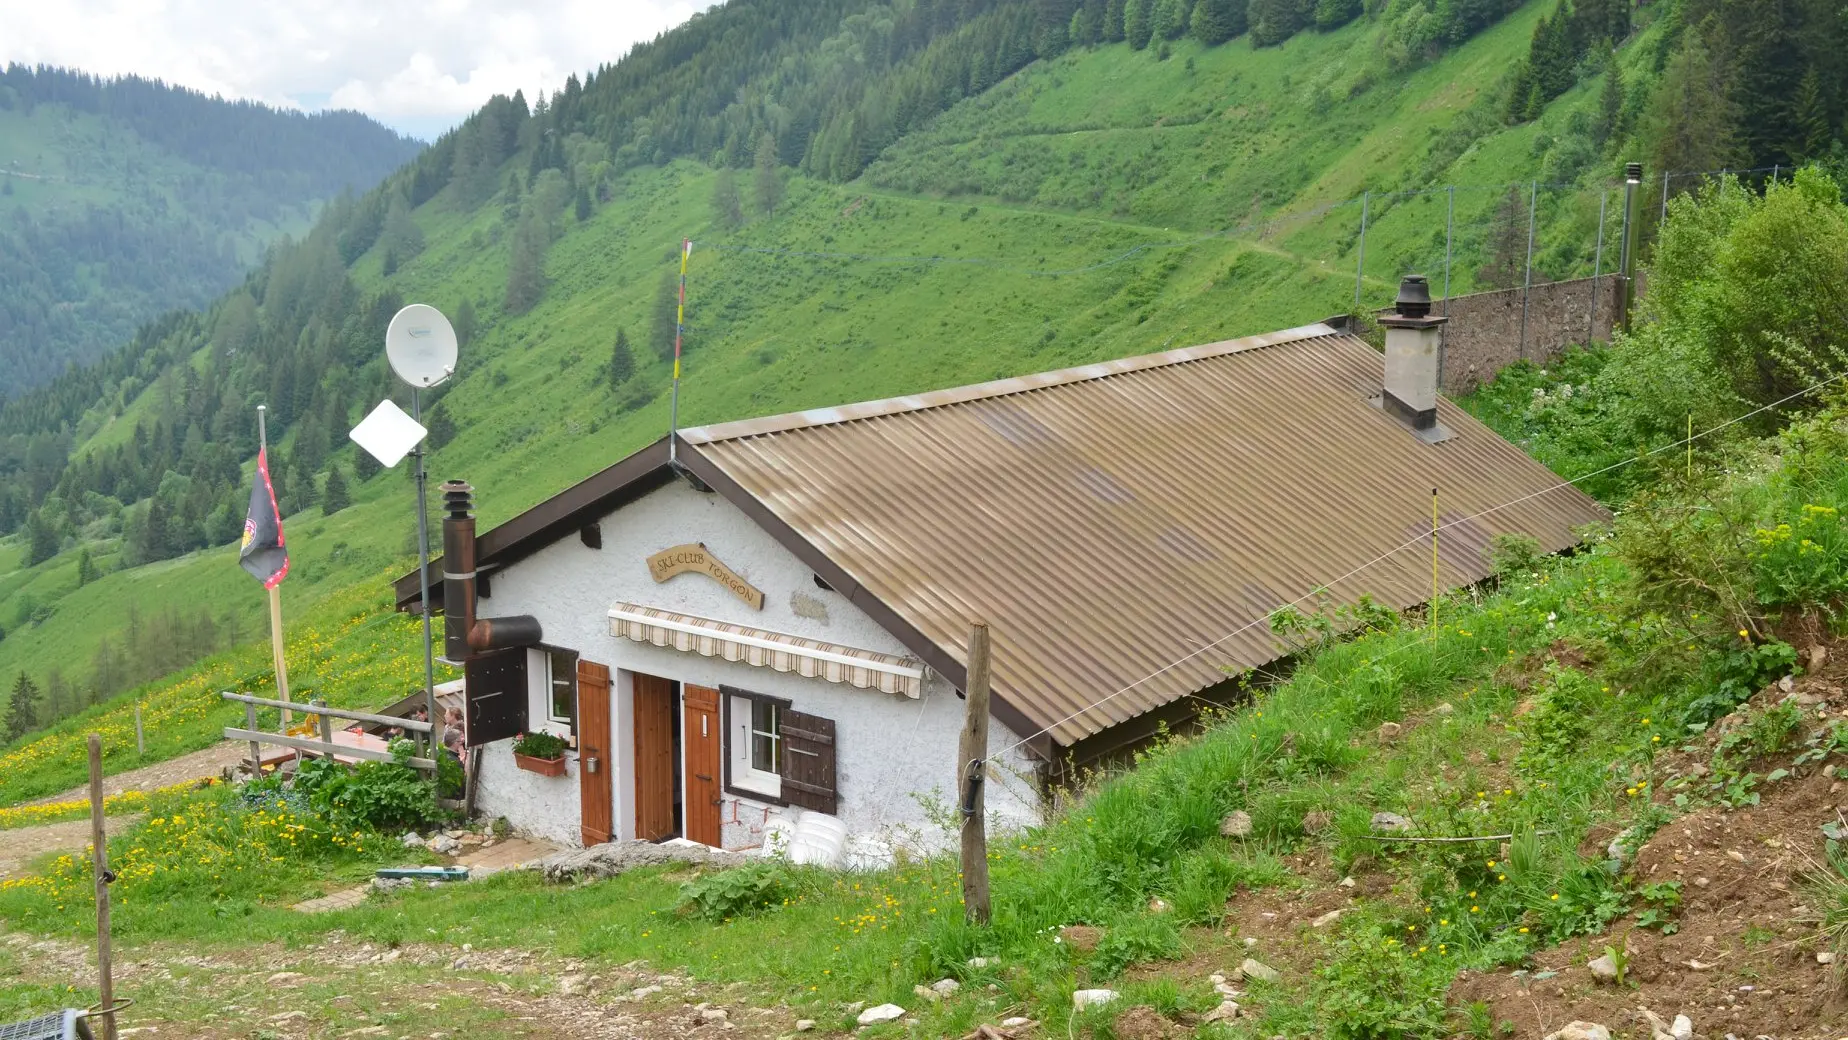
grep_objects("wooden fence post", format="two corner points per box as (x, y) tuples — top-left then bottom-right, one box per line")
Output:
(960, 621), (992, 925)
(315, 699), (333, 761)
(245, 700), (261, 776)
(134, 704), (144, 757)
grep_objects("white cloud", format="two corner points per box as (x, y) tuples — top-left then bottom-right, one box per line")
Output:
(0, 0), (712, 139)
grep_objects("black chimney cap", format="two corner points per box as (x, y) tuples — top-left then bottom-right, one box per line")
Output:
(1395, 275), (1433, 319)
(1625, 161), (1642, 184)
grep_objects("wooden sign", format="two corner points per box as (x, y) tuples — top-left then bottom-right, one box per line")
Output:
(646, 543), (765, 610)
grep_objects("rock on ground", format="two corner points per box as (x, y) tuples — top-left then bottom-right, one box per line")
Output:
(856, 1004), (906, 1025)
(1239, 958), (1280, 984)
(539, 840), (726, 882)
(1371, 812), (1415, 835)
(1219, 811), (1253, 837)
(1071, 989), (1118, 1010)
(1543, 1024), (1611, 1040)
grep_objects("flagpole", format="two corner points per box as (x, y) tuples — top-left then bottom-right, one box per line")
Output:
(258, 405), (292, 729)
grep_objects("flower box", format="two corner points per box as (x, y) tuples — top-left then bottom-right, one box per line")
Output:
(514, 752), (567, 777)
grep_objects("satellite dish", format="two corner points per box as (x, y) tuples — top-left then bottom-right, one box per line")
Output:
(386, 304), (459, 388)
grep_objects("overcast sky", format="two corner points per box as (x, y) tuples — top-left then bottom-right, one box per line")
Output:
(0, 0), (715, 140)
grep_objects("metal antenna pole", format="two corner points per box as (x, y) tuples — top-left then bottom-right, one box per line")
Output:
(1519, 180), (1537, 360)
(1353, 191), (1370, 314)
(1618, 162), (1642, 333)
(1589, 190), (1607, 345)
(412, 387), (436, 754)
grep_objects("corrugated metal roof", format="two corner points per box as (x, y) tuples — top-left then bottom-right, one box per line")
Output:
(684, 323), (1609, 747)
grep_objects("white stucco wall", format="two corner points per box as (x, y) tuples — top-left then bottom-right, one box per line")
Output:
(470, 477), (1043, 855)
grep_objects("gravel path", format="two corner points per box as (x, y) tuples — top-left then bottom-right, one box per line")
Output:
(24, 741), (246, 806)
(0, 814), (143, 878)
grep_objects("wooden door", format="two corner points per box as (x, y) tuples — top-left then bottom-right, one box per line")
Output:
(632, 673), (677, 841)
(577, 660), (613, 846)
(682, 685), (723, 847)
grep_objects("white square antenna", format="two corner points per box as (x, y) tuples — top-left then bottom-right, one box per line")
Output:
(350, 399), (428, 468)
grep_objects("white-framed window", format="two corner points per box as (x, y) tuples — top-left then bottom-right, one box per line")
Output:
(547, 648), (578, 729)
(527, 646), (578, 741)
(726, 691), (783, 799)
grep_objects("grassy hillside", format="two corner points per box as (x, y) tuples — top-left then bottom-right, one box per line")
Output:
(0, 67), (422, 394)
(0, 0), (1689, 787)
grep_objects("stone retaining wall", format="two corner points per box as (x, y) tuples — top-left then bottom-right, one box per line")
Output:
(1379, 275), (1626, 395)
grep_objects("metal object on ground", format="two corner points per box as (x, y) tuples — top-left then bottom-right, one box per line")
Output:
(376, 866), (470, 881)
(0, 1011), (93, 1040)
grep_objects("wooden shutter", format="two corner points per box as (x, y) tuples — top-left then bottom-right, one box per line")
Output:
(780, 709), (837, 815)
(464, 646), (527, 747)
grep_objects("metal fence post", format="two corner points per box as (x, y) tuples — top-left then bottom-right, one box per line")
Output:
(1519, 180), (1537, 361)
(1442, 186), (1454, 314)
(1589, 190), (1607, 345)
(1353, 190), (1370, 314)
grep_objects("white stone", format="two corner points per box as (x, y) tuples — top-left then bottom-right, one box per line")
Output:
(700, 1009), (729, 1023)
(1202, 1001), (1240, 1024)
(966, 957), (995, 968)
(1822, 951), (1838, 964)
(930, 979), (960, 996)
(857, 1004), (906, 1025)
(912, 985), (942, 1002)
(1337, 876), (1357, 888)
(1239, 958), (1279, 984)
(1586, 954), (1618, 984)
(400, 833), (425, 848)
(1071, 989), (1117, 1010)
(267, 972), (306, 986)
(1433, 702), (1455, 716)
(1670, 1015), (1693, 1040)
(427, 834), (461, 855)
(1371, 812), (1415, 835)
(1542, 1024), (1610, 1040)
(628, 985), (663, 1001)
(1311, 910), (1344, 928)
(557, 975), (587, 997)
(1000, 1019), (1031, 1028)
(1219, 811), (1253, 838)
(1243, 937), (1258, 947)
(795, 1022), (815, 1033)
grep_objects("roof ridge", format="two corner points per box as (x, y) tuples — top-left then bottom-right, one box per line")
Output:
(678, 322), (1341, 444)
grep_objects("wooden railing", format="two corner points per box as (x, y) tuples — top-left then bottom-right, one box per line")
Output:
(220, 691), (437, 772)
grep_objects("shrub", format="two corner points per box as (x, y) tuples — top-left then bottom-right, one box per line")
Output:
(513, 731), (568, 759)
(1089, 910), (1182, 978)
(676, 861), (793, 921)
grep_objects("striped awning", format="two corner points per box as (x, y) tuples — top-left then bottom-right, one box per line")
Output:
(608, 602), (924, 698)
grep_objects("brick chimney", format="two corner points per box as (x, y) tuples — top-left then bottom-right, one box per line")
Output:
(1379, 275), (1448, 432)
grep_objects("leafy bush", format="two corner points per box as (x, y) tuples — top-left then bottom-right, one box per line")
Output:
(1089, 910), (1182, 978)
(1516, 663), (1598, 774)
(675, 862), (793, 921)
(1310, 929), (1448, 1040)
(513, 731), (568, 759)
(291, 740), (441, 833)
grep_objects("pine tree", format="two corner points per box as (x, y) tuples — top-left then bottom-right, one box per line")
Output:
(608, 328), (635, 388)
(1194, 0), (1242, 42)
(1249, 0), (1309, 47)
(3, 673), (39, 744)
(453, 298), (477, 348)
(1790, 67), (1833, 162)
(76, 548), (99, 586)
(1593, 60), (1625, 146)
(652, 268), (683, 363)
(1103, 0), (1128, 40)
(25, 510), (56, 565)
(1126, 0), (1153, 48)
(425, 403), (457, 450)
(1644, 35), (1745, 185)
(712, 168), (743, 231)
(353, 447), (381, 482)
(1151, 0), (1188, 41)
(1477, 186), (1528, 291)
(1312, 0), (1360, 32)
(753, 133), (783, 217)
(574, 186), (593, 222)
(382, 193), (425, 261)
(321, 465), (351, 515)
(504, 214), (547, 314)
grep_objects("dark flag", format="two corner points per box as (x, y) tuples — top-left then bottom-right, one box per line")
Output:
(239, 447), (289, 588)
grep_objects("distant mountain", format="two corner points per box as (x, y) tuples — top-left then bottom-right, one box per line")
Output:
(0, 65), (422, 396)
